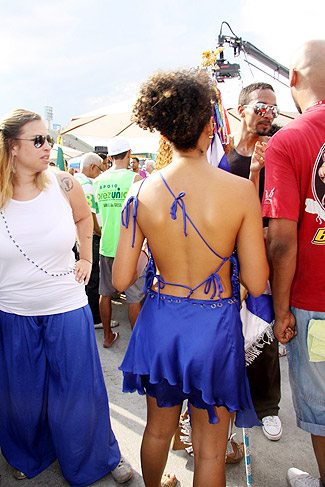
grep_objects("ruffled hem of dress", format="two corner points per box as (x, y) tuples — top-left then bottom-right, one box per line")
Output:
(120, 371), (260, 427)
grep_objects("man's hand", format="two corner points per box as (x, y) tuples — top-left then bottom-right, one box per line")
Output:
(274, 310), (297, 344)
(250, 141), (267, 174)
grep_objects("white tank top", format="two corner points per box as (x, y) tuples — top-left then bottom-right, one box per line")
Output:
(0, 170), (88, 316)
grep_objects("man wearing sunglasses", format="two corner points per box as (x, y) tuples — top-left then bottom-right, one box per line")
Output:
(228, 82), (279, 201)
(228, 82), (282, 443)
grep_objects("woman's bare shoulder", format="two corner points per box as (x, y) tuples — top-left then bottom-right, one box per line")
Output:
(128, 171), (161, 196)
(208, 165), (256, 195)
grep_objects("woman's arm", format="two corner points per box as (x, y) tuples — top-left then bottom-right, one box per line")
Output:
(236, 181), (269, 296)
(58, 173), (93, 285)
(112, 184), (145, 291)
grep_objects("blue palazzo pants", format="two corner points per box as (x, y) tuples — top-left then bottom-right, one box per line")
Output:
(0, 305), (120, 487)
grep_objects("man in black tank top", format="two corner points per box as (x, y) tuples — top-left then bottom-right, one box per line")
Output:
(228, 82), (282, 442)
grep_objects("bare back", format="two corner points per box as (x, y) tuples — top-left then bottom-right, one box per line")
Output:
(133, 157), (268, 299)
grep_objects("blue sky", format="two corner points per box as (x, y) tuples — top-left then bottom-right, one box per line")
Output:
(0, 0), (323, 129)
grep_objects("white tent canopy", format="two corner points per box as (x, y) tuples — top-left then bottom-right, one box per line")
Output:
(62, 99), (157, 140)
(62, 112), (157, 139)
(50, 144), (83, 162)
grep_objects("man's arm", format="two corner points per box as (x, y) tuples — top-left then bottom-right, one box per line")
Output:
(92, 213), (101, 237)
(266, 218), (298, 343)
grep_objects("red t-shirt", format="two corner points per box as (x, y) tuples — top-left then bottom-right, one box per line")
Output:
(263, 103), (325, 312)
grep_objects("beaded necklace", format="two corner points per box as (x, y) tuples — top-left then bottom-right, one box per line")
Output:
(0, 210), (74, 278)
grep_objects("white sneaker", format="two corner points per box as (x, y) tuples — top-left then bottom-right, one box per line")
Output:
(261, 415), (282, 441)
(111, 456), (133, 484)
(287, 468), (322, 486)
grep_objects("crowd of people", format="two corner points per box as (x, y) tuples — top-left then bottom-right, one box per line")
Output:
(0, 38), (324, 487)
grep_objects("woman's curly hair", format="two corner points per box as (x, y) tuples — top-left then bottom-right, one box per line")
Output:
(132, 69), (214, 151)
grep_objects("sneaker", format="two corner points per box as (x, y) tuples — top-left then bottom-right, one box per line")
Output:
(111, 456), (133, 484)
(287, 467), (322, 486)
(261, 415), (282, 441)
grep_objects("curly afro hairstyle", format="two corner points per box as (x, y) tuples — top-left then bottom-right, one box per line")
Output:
(132, 69), (214, 151)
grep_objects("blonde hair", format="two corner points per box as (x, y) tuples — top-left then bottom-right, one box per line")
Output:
(0, 109), (49, 209)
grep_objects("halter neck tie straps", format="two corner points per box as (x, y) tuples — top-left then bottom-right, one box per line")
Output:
(121, 195), (138, 248)
(170, 191), (188, 237)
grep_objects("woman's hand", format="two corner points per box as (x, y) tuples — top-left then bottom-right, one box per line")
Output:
(74, 259), (92, 285)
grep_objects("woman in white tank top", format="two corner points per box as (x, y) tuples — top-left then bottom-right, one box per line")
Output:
(0, 109), (132, 485)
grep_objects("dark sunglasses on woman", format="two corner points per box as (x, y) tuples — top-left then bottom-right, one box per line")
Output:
(14, 135), (55, 148)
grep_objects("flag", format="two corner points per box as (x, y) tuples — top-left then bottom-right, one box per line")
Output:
(241, 291), (275, 365)
(56, 136), (65, 171)
(207, 132), (230, 172)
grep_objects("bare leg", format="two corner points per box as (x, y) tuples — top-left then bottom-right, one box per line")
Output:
(191, 405), (231, 487)
(128, 302), (142, 330)
(99, 295), (118, 347)
(311, 434), (325, 484)
(141, 395), (181, 487)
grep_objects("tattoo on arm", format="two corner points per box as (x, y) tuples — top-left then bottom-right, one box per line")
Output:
(62, 177), (74, 192)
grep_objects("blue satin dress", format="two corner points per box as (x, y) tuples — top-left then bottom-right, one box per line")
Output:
(119, 172), (259, 427)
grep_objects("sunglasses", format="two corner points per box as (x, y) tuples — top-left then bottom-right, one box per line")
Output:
(244, 103), (279, 118)
(14, 135), (55, 148)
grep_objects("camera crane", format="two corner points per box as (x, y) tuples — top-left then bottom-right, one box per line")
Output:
(215, 22), (289, 86)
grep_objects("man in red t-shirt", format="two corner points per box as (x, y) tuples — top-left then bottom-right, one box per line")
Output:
(263, 40), (325, 487)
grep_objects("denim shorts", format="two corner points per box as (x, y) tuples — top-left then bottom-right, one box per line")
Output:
(287, 307), (325, 436)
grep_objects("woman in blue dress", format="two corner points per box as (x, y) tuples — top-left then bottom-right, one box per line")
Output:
(113, 70), (269, 487)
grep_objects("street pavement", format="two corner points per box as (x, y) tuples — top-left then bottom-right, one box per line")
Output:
(0, 295), (317, 486)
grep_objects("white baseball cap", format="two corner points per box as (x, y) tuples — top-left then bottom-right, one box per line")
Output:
(109, 137), (131, 156)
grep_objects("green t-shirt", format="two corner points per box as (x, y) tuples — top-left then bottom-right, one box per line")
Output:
(94, 169), (136, 257)
(74, 173), (99, 214)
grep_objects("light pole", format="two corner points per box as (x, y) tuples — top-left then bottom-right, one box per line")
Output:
(44, 106), (53, 130)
